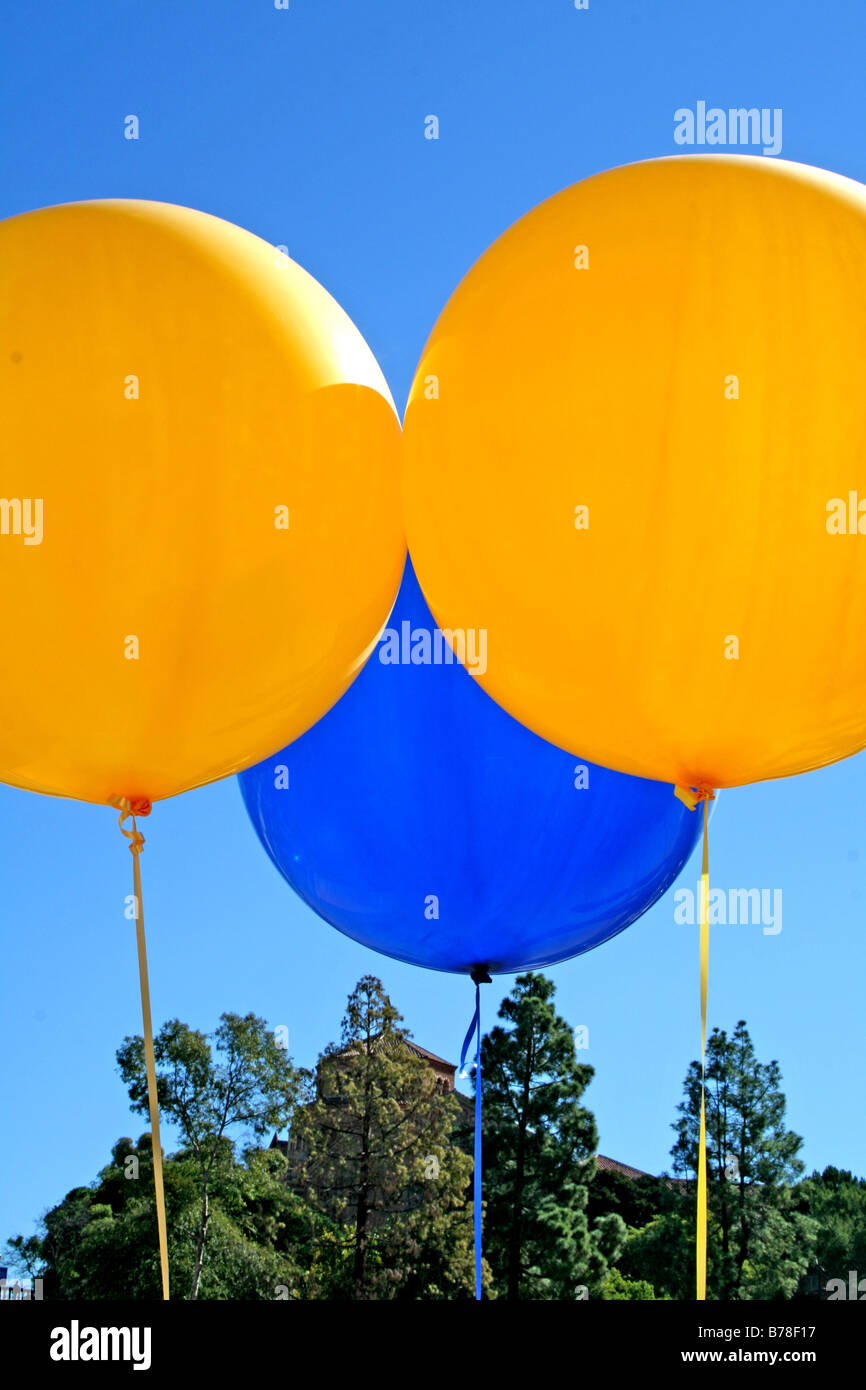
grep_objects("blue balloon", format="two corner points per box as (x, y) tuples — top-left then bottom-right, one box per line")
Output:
(239, 560), (704, 976)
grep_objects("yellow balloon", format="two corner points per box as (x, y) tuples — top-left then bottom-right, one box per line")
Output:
(402, 156), (866, 790)
(0, 199), (403, 805)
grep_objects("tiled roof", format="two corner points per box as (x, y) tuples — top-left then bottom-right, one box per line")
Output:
(333, 1034), (456, 1071)
(404, 1040), (456, 1070)
(595, 1154), (655, 1180)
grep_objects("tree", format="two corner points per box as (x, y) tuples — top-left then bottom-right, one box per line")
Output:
(296, 975), (475, 1299)
(671, 1019), (816, 1299)
(6, 1133), (341, 1300)
(793, 1167), (866, 1297)
(586, 1167), (681, 1230)
(589, 1171), (690, 1300)
(479, 972), (621, 1299)
(617, 1211), (696, 1300)
(599, 1267), (661, 1300)
(117, 1012), (300, 1299)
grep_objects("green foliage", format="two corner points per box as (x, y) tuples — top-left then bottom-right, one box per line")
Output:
(479, 972), (616, 1299)
(586, 1168), (682, 1228)
(793, 1167), (866, 1295)
(735, 1198), (819, 1301)
(6, 1134), (339, 1300)
(8, 995), (860, 1304)
(116, 1012), (301, 1299)
(116, 1012), (300, 1155)
(671, 1020), (817, 1299)
(599, 1267), (660, 1300)
(618, 1211), (699, 1300)
(297, 975), (476, 1299)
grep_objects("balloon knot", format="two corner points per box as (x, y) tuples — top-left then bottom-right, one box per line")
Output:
(110, 795), (152, 854)
(674, 784), (716, 812)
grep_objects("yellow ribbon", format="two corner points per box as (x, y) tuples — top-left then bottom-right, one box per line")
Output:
(113, 796), (170, 1302)
(675, 784), (714, 1301)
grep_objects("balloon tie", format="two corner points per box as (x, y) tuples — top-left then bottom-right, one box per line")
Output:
(673, 784), (714, 1300)
(110, 795), (169, 1302)
(459, 966), (491, 1301)
(673, 783), (715, 812)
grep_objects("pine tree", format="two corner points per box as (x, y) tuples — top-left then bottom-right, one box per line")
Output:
(671, 1019), (816, 1298)
(478, 972), (620, 1299)
(296, 975), (474, 1299)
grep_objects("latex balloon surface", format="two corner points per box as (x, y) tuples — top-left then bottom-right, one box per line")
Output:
(240, 560), (703, 975)
(402, 156), (866, 790)
(0, 199), (403, 805)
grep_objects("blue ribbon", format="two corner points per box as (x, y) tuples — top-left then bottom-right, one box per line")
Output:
(459, 980), (483, 1300)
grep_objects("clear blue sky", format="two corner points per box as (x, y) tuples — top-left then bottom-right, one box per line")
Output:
(2, 1), (865, 1253)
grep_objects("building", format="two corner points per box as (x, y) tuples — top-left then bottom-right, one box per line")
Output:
(595, 1153), (690, 1192)
(595, 1155), (656, 1181)
(271, 1037), (468, 1166)
(269, 1039), (666, 1185)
